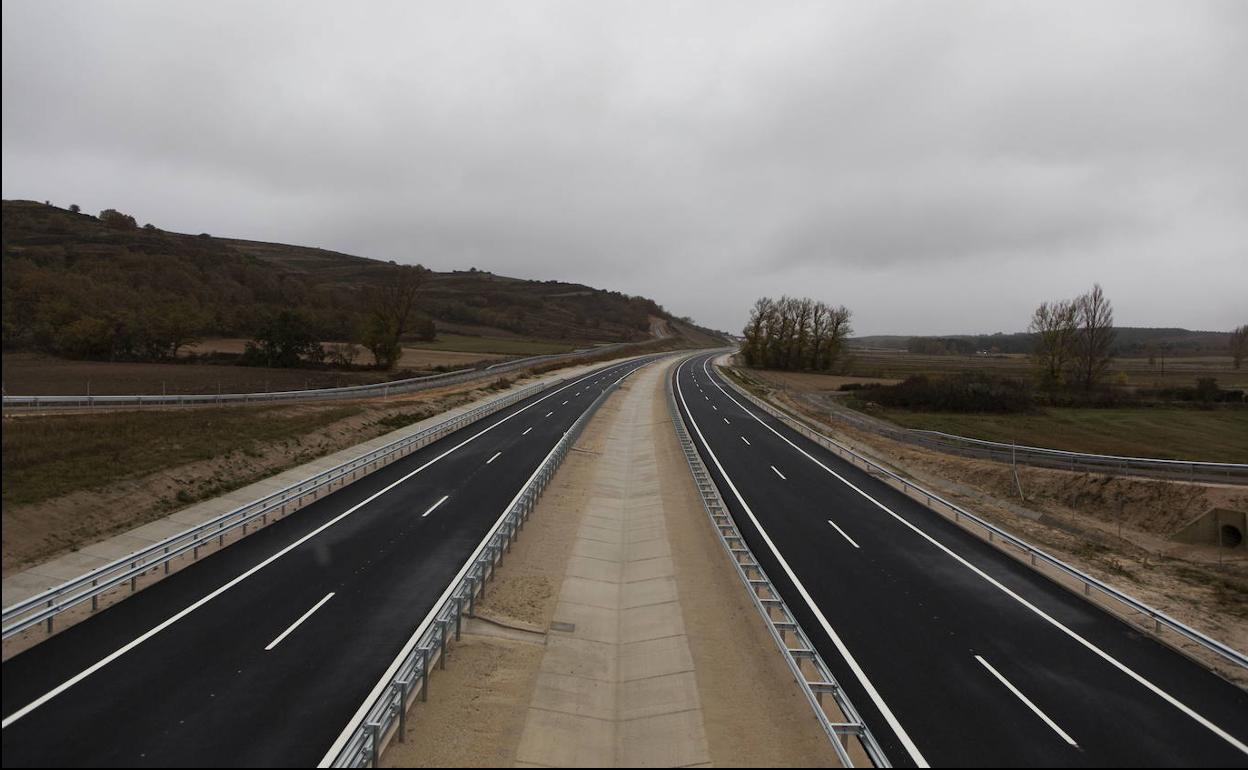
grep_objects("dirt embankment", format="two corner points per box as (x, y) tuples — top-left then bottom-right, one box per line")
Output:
(768, 388), (1248, 674)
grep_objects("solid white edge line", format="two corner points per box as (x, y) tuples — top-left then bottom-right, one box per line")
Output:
(0, 361), (626, 731)
(771, 465), (786, 480)
(702, 356), (1248, 757)
(486, 452), (502, 465)
(675, 357), (930, 768)
(265, 593), (335, 651)
(827, 519), (861, 549)
(318, 356), (654, 766)
(976, 655), (1078, 747)
(421, 495), (450, 517)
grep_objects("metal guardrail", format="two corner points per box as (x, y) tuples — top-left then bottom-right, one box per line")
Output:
(717, 363), (1248, 673)
(0, 344), (635, 410)
(321, 361), (641, 768)
(1, 375), (565, 639)
(906, 428), (1248, 483)
(745, 370), (1248, 484)
(666, 355), (887, 769)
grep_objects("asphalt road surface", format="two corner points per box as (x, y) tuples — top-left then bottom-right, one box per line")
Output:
(673, 352), (1248, 768)
(1, 357), (654, 767)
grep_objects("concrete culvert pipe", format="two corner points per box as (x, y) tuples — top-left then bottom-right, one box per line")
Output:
(1220, 524), (1244, 548)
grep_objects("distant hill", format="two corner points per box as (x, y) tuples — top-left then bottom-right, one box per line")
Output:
(2, 200), (721, 360)
(852, 328), (1233, 356)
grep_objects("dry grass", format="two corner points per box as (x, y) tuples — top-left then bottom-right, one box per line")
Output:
(1, 352), (388, 396)
(880, 407), (1248, 463)
(843, 349), (1248, 389)
(2, 404), (361, 507)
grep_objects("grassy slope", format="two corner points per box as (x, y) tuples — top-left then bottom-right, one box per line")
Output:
(877, 407), (1248, 463)
(2, 405), (360, 507)
(413, 334), (578, 355)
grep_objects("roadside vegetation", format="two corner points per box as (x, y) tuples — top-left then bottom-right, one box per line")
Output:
(1, 200), (676, 373)
(877, 407), (1248, 463)
(2, 405), (362, 508)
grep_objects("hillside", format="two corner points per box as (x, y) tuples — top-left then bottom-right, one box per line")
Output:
(2, 200), (716, 360)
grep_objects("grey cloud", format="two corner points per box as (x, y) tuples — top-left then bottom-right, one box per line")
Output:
(3, 0), (1246, 335)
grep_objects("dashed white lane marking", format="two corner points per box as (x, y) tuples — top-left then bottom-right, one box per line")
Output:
(976, 655), (1078, 747)
(265, 593), (335, 651)
(712, 405), (718, 411)
(740, 435), (751, 446)
(545, 411), (554, 418)
(522, 427), (533, 436)
(421, 495), (449, 518)
(486, 452), (501, 465)
(0, 361), (617, 731)
(723, 417), (730, 424)
(562, 400), (569, 405)
(771, 465), (786, 480)
(827, 519), (861, 549)
(675, 357), (927, 767)
(700, 356), (1248, 758)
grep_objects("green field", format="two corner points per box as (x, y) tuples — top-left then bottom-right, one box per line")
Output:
(2, 405), (360, 507)
(877, 407), (1248, 463)
(412, 334), (580, 356)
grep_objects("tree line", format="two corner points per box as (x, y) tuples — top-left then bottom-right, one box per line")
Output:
(741, 296), (852, 371)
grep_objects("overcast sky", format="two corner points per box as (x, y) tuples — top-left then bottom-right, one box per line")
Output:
(3, 1), (1245, 336)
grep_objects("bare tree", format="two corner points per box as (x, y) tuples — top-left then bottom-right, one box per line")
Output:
(1072, 284), (1115, 390)
(1231, 324), (1248, 370)
(364, 264), (429, 369)
(740, 296), (852, 372)
(1028, 299), (1078, 389)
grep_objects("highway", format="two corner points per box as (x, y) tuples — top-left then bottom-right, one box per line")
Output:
(673, 352), (1248, 767)
(1, 356), (655, 767)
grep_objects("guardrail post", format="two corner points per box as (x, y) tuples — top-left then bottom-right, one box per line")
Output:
(396, 682), (408, 742)
(438, 619), (448, 669)
(454, 597), (463, 640)
(46, 601), (53, 634)
(130, 562), (138, 592)
(420, 647), (430, 702)
(367, 723), (379, 767)
(164, 546), (170, 574)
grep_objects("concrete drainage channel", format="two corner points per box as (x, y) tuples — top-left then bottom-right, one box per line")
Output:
(319, 360), (661, 768)
(665, 354), (889, 768)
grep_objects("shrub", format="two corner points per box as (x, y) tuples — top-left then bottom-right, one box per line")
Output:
(98, 209), (137, 230)
(858, 373), (1034, 413)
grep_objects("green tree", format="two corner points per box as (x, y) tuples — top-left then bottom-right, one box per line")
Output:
(98, 209), (137, 230)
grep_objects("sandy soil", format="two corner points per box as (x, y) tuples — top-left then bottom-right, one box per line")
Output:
(382, 360), (843, 767)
